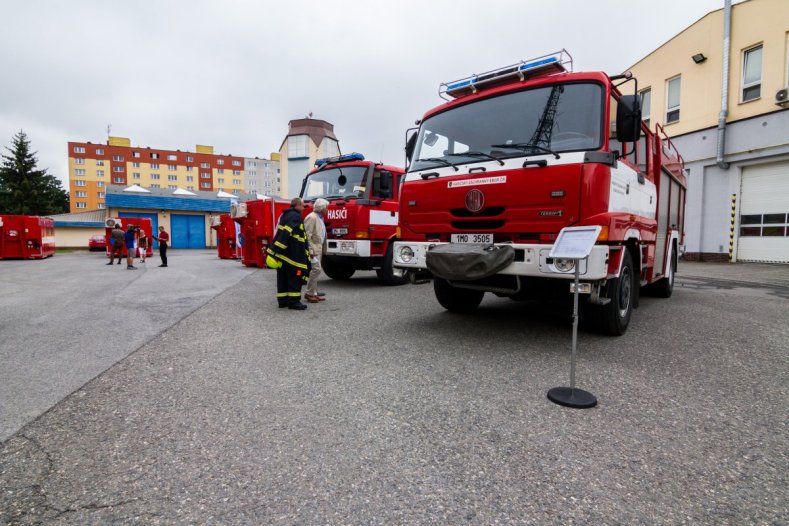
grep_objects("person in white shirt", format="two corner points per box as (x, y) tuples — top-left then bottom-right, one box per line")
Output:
(303, 198), (328, 303)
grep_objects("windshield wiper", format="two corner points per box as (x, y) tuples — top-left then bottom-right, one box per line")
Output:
(414, 157), (459, 171)
(490, 143), (560, 159)
(445, 151), (505, 166)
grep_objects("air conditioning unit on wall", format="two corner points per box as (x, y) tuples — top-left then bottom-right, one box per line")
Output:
(775, 88), (788, 106)
(105, 218), (121, 228)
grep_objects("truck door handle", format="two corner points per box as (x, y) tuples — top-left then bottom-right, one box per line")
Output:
(421, 172), (439, 180)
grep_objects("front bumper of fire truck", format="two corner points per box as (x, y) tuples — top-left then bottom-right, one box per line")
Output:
(325, 239), (371, 258)
(392, 241), (610, 281)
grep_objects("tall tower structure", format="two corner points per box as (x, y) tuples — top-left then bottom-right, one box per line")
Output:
(278, 118), (340, 197)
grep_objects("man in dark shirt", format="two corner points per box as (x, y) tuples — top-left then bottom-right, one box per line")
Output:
(266, 198), (311, 310)
(152, 226), (169, 267)
(107, 224), (124, 265)
(124, 225), (137, 270)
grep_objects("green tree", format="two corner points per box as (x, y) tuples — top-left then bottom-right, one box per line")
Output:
(0, 130), (69, 215)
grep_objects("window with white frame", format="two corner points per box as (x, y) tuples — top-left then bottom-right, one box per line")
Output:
(201, 172), (211, 179)
(168, 175), (177, 181)
(97, 192), (105, 198)
(742, 44), (763, 102)
(232, 179), (240, 185)
(97, 170), (104, 177)
(75, 191), (87, 197)
(666, 76), (681, 123)
(288, 135), (309, 158)
(97, 181), (105, 187)
(132, 172), (140, 179)
(97, 203), (105, 209)
(96, 160), (104, 166)
(131, 162), (140, 168)
(186, 166), (193, 172)
(150, 152), (159, 159)
(322, 138), (340, 158)
(167, 154), (177, 161)
(218, 168), (224, 174)
(217, 159), (224, 165)
(200, 182), (211, 188)
(133, 151), (141, 158)
(640, 88), (651, 128)
(218, 178), (225, 184)
(151, 173), (160, 180)
(74, 180), (86, 187)
(150, 184), (160, 188)
(151, 163), (160, 169)
(168, 164), (176, 170)
(186, 156), (193, 162)
(186, 176), (194, 182)
(112, 155), (124, 161)
(232, 170), (241, 176)
(74, 169), (85, 176)
(113, 166), (124, 172)
(200, 162), (210, 168)
(74, 158), (85, 165)
(168, 185), (177, 190)
(113, 177), (124, 183)
(73, 146), (85, 153)
(75, 202), (86, 209)
(95, 148), (104, 155)
(232, 189), (239, 194)
(232, 160), (241, 166)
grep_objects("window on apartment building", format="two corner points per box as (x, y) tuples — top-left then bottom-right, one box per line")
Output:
(97, 170), (104, 177)
(186, 156), (193, 162)
(232, 160), (241, 166)
(133, 151), (141, 158)
(232, 179), (240, 185)
(151, 173), (160, 180)
(97, 203), (106, 209)
(95, 148), (104, 155)
(150, 152), (160, 159)
(186, 176), (194, 182)
(97, 192), (105, 198)
(97, 181), (105, 187)
(232, 170), (241, 176)
(73, 146), (85, 153)
(112, 155), (124, 161)
(187, 186), (194, 190)
(113, 177), (124, 183)
(232, 189), (239, 194)
(150, 184), (160, 188)
(74, 158), (85, 165)
(75, 191), (87, 197)
(132, 172), (140, 179)
(640, 88), (651, 128)
(217, 159), (224, 165)
(75, 202), (86, 209)
(151, 163), (160, 169)
(200, 182), (211, 188)
(186, 166), (193, 172)
(666, 76), (681, 124)
(200, 162), (210, 168)
(218, 178), (225, 184)
(113, 166), (124, 172)
(201, 172), (211, 179)
(742, 44), (763, 102)
(167, 154), (177, 161)
(218, 168), (224, 174)
(96, 160), (104, 166)
(168, 175), (177, 181)
(130, 162), (139, 168)
(168, 185), (177, 190)
(288, 136), (308, 158)
(74, 180), (86, 187)
(74, 169), (85, 176)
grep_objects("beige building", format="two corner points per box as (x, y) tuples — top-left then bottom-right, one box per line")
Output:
(627, 0), (789, 262)
(278, 118), (341, 197)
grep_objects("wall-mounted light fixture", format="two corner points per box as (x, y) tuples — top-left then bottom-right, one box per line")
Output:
(692, 53), (707, 64)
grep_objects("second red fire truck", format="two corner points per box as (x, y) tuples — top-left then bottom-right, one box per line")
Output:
(394, 51), (687, 335)
(299, 153), (409, 285)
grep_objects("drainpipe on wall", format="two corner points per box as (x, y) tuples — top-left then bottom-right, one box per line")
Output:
(716, 0), (732, 169)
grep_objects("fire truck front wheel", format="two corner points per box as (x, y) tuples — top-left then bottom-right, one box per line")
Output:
(433, 278), (485, 313)
(376, 244), (409, 286)
(322, 255), (356, 281)
(584, 250), (634, 336)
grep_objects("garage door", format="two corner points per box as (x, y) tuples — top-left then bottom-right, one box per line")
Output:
(737, 161), (789, 263)
(171, 214), (206, 249)
(119, 212), (159, 248)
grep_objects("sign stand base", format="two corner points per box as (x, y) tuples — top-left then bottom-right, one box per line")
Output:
(547, 387), (597, 409)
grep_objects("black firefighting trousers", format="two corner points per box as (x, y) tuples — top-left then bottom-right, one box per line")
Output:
(276, 265), (305, 306)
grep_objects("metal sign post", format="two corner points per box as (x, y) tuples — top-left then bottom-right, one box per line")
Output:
(547, 226), (601, 409)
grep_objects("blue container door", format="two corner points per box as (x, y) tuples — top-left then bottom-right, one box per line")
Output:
(171, 214), (205, 249)
(119, 212), (159, 248)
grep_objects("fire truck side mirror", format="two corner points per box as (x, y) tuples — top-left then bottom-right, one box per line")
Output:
(616, 95), (642, 143)
(405, 132), (418, 163)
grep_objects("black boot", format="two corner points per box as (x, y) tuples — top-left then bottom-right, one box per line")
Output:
(287, 302), (307, 310)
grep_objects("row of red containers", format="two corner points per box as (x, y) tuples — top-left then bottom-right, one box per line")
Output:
(0, 215), (56, 260)
(211, 197), (290, 267)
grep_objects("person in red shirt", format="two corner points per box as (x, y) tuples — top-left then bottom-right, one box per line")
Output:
(152, 226), (170, 267)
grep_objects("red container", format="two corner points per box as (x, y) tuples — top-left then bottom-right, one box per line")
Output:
(231, 198), (290, 267)
(104, 217), (154, 258)
(211, 214), (241, 259)
(0, 215), (55, 260)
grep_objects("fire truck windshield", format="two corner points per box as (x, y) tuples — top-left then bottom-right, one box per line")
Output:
(302, 165), (368, 201)
(411, 82), (603, 172)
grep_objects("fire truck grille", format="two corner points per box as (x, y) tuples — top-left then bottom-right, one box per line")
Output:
(450, 220), (505, 230)
(450, 206), (505, 218)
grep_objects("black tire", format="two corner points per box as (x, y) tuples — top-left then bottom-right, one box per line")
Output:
(433, 278), (484, 313)
(585, 250), (634, 336)
(376, 244), (409, 286)
(321, 255), (355, 280)
(651, 246), (676, 298)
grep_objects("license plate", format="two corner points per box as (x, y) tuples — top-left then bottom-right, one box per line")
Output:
(332, 228), (348, 236)
(451, 233), (493, 244)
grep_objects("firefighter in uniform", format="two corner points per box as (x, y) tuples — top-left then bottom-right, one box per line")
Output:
(266, 197), (311, 310)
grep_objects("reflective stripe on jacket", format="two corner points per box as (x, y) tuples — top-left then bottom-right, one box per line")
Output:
(266, 207), (311, 272)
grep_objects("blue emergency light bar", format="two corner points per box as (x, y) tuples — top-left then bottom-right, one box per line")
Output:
(440, 49), (573, 100)
(314, 152), (365, 167)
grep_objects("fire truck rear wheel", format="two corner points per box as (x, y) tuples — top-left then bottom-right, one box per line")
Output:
(650, 245), (676, 298)
(322, 255), (355, 280)
(584, 250), (634, 336)
(433, 278), (484, 313)
(376, 244), (409, 286)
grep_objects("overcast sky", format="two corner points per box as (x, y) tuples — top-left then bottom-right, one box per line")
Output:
(1, 0), (732, 187)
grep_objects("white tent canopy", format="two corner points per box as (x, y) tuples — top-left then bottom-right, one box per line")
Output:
(123, 184), (151, 193)
(172, 188), (197, 196)
(216, 190), (236, 198)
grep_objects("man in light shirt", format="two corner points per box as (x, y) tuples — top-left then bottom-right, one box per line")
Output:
(303, 198), (328, 303)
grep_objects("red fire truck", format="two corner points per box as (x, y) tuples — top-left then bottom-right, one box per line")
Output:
(231, 197), (290, 268)
(104, 217), (154, 258)
(394, 51), (686, 335)
(211, 214), (241, 259)
(0, 215), (55, 259)
(300, 153), (409, 285)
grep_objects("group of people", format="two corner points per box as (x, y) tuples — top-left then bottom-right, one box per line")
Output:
(107, 224), (169, 270)
(266, 197), (329, 310)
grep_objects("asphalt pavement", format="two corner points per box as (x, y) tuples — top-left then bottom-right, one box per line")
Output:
(1, 256), (787, 524)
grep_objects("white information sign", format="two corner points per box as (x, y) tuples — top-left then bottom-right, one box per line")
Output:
(549, 226), (602, 260)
